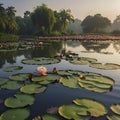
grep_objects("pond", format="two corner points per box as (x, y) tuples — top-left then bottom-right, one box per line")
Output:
(0, 39), (120, 120)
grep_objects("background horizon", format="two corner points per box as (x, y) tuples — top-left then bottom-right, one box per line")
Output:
(1, 0), (120, 22)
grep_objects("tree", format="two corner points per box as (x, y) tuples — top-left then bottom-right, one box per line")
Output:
(81, 14), (111, 33)
(0, 3), (7, 32)
(6, 6), (18, 33)
(31, 4), (56, 35)
(53, 9), (74, 34)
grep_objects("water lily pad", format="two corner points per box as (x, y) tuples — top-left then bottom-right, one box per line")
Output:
(59, 104), (90, 120)
(1, 81), (23, 90)
(0, 78), (9, 85)
(107, 115), (120, 120)
(32, 74), (60, 85)
(42, 114), (60, 120)
(78, 74), (114, 93)
(5, 94), (35, 108)
(110, 104), (120, 115)
(3, 66), (23, 72)
(0, 109), (30, 120)
(9, 73), (29, 81)
(73, 98), (107, 117)
(58, 70), (114, 93)
(60, 76), (79, 88)
(89, 63), (120, 70)
(58, 98), (107, 120)
(32, 74), (60, 82)
(21, 57), (60, 65)
(20, 84), (47, 94)
(69, 57), (97, 65)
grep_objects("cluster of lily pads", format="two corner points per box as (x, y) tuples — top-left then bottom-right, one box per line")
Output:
(0, 54), (120, 120)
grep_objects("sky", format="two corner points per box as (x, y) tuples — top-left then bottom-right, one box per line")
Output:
(1, 0), (120, 22)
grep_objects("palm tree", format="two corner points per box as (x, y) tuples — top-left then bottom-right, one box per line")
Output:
(59, 9), (74, 33)
(0, 4), (7, 31)
(6, 6), (18, 33)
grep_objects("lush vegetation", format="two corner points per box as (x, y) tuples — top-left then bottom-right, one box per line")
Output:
(1, 3), (120, 38)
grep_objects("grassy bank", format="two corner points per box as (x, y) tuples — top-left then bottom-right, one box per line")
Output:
(0, 33), (19, 43)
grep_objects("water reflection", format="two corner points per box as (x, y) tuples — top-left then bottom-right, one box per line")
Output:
(0, 40), (120, 68)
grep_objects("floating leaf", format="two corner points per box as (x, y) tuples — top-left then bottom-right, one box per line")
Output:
(107, 115), (120, 120)
(78, 74), (114, 93)
(3, 66), (23, 72)
(57, 70), (72, 76)
(1, 81), (23, 90)
(59, 104), (90, 120)
(110, 104), (120, 115)
(5, 94), (35, 108)
(0, 78), (9, 85)
(9, 73), (29, 81)
(60, 76), (79, 88)
(21, 57), (60, 65)
(32, 74), (60, 82)
(89, 63), (120, 70)
(32, 74), (60, 85)
(0, 109), (30, 120)
(69, 57), (97, 65)
(59, 98), (107, 120)
(58, 70), (114, 93)
(20, 84), (47, 94)
(73, 98), (107, 117)
(42, 114), (60, 120)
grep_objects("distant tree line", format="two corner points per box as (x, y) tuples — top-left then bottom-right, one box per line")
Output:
(1, 3), (120, 36)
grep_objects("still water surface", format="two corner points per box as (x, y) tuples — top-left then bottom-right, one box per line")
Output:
(0, 40), (120, 119)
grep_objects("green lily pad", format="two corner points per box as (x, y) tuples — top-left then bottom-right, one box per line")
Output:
(58, 98), (107, 120)
(1, 81), (23, 90)
(78, 74), (114, 93)
(3, 66), (23, 72)
(59, 104), (90, 120)
(110, 104), (120, 115)
(32, 74), (60, 82)
(42, 114), (60, 120)
(0, 78), (9, 85)
(0, 109), (30, 120)
(58, 70), (114, 93)
(21, 57), (60, 65)
(9, 73), (29, 81)
(60, 76), (79, 88)
(89, 63), (120, 70)
(5, 94), (35, 108)
(20, 84), (47, 94)
(32, 74), (60, 85)
(69, 57), (97, 65)
(57, 70), (72, 76)
(73, 98), (107, 117)
(107, 115), (120, 120)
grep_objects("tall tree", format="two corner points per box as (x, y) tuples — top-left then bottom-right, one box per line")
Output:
(6, 6), (18, 33)
(0, 3), (7, 32)
(81, 14), (111, 33)
(31, 4), (56, 35)
(54, 9), (74, 34)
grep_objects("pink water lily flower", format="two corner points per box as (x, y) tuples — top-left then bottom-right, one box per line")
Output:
(37, 66), (48, 75)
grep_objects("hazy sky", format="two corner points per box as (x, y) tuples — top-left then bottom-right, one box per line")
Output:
(1, 0), (120, 22)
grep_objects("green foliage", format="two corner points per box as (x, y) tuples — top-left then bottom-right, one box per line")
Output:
(3, 66), (23, 72)
(31, 4), (56, 35)
(5, 94), (35, 108)
(20, 84), (47, 94)
(58, 98), (107, 120)
(110, 104), (120, 115)
(81, 14), (111, 33)
(0, 33), (19, 42)
(0, 109), (30, 120)
(0, 4), (18, 34)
